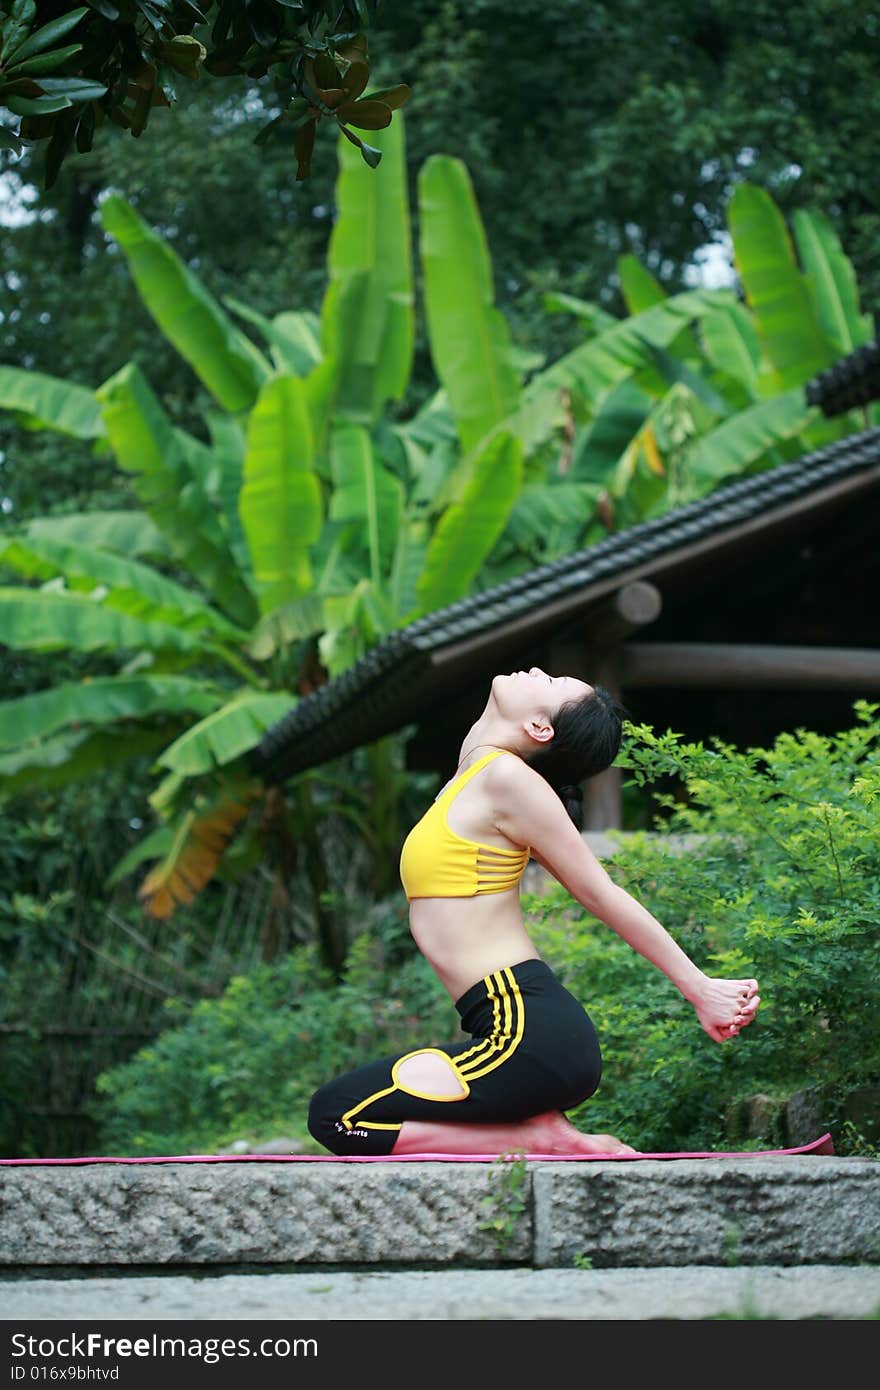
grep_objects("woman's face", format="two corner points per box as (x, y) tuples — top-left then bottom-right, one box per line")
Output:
(491, 666), (593, 721)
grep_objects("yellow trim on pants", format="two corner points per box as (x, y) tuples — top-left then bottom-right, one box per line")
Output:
(338, 966), (525, 1131)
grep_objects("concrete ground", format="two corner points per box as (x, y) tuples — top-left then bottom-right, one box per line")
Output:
(2, 1265), (879, 1320)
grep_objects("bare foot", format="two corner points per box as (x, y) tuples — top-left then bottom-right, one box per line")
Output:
(519, 1111), (640, 1156)
(392, 1109), (640, 1157)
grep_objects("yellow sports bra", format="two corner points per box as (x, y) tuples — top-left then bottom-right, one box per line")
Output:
(399, 749), (530, 900)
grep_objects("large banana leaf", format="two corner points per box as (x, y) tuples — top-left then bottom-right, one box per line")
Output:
(0, 535), (250, 644)
(96, 362), (258, 628)
(0, 588), (208, 655)
(419, 155), (520, 454)
(99, 195), (270, 414)
(320, 120), (414, 425)
(416, 430), (523, 613)
(0, 725), (177, 799)
(0, 365), (104, 438)
(619, 255), (703, 369)
(223, 300), (323, 377)
(389, 517), (429, 625)
(570, 379), (653, 484)
(0, 674), (223, 749)
(635, 339), (731, 419)
(239, 374), (323, 615)
(699, 303), (762, 399)
(728, 183), (833, 392)
(137, 775), (262, 918)
(22, 510), (169, 558)
(198, 411), (251, 576)
(247, 593), (326, 661)
(530, 290), (725, 412)
(618, 254), (667, 314)
(792, 209), (872, 357)
(683, 387), (816, 499)
(155, 688), (296, 776)
(542, 293), (618, 336)
(328, 424), (402, 584)
(318, 577), (393, 678)
(504, 481), (603, 560)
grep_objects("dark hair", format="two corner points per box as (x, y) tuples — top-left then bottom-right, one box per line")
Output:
(525, 684), (628, 831)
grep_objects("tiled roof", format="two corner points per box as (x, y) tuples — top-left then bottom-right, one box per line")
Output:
(806, 340), (880, 416)
(249, 425), (880, 785)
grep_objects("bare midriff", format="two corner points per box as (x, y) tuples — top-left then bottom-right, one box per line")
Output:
(408, 891), (541, 1003)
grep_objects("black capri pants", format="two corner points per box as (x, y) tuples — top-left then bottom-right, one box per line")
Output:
(308, 958), (602, 1156)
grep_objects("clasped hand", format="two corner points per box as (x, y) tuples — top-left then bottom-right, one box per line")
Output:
(691, 976), (760, 1043)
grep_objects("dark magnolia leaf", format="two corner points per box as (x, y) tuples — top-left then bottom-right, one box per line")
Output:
(211, 0), (238, 47)
(253, 110), (285, 145)
(363, 83), (410, 110)
(0, 126), (23, 154)
(7, 42), (84, 76)
(294, 116), (317, 180)
(0, 4), (35, 66)
(341, 58), (369, 99)
(33, 76), (109, 100)
(3, 5), (89, 65)
(128, 60), (157, 91)
(315, 85), (344, 108)
(335, 34), (368, 63)
(202, 46), (246, 77)
(44, 107), (75, 189)
(138, 1), (173, 35)
(130, 83), (153, 135)
(312, 52), (340, 88)
(18, 111), (56, 139)
(5, 92), (72, 115)
(358, 139), (382, 168)
(74, 101), (95, 153)
(338, 97), (390, 130)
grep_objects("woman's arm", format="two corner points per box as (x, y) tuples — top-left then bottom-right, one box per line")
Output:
(500, 763), (759, 1041)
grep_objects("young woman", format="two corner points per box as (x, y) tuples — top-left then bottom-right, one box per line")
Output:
(308, 667), (760, 1157)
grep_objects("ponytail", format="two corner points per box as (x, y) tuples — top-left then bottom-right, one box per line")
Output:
(527, 684), (627, 830)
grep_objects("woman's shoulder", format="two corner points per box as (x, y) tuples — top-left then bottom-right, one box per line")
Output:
(486, 750), (546, 798)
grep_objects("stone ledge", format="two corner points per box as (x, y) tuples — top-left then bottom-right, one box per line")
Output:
(2, 1157), (878, 1271)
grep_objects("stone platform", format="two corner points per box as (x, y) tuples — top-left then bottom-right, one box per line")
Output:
(2, 1156), (878, 1271)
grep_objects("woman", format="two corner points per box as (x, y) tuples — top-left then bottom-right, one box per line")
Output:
(308, 667), (760, 1157)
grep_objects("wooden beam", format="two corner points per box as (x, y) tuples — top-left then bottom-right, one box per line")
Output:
(619, 643), (880, 690)
(582, 580), (663, 645)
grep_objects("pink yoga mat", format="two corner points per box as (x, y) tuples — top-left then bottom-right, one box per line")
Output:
(0, 1133), (835, 1165)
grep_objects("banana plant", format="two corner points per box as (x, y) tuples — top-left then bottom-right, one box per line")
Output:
(536, 181), (873, 533)
(4, 122), (870, 974)
(0, 118), (529, 968)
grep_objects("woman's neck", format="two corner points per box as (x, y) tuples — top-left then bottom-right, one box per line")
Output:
(457, 718), (517, 770)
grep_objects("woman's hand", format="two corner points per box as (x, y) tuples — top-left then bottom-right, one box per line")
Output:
(690, 976), (760, 1043)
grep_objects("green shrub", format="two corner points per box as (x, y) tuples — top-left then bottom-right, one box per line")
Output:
(536, 699), (880, 1151)
(92, 703), (880, 1156)
(90, 901), (451, 1154)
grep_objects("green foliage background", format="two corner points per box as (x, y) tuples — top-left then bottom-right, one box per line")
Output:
(90, 704), (880, 1157)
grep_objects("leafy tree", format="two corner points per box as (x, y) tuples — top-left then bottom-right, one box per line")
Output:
(0, 0), (408, 185)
